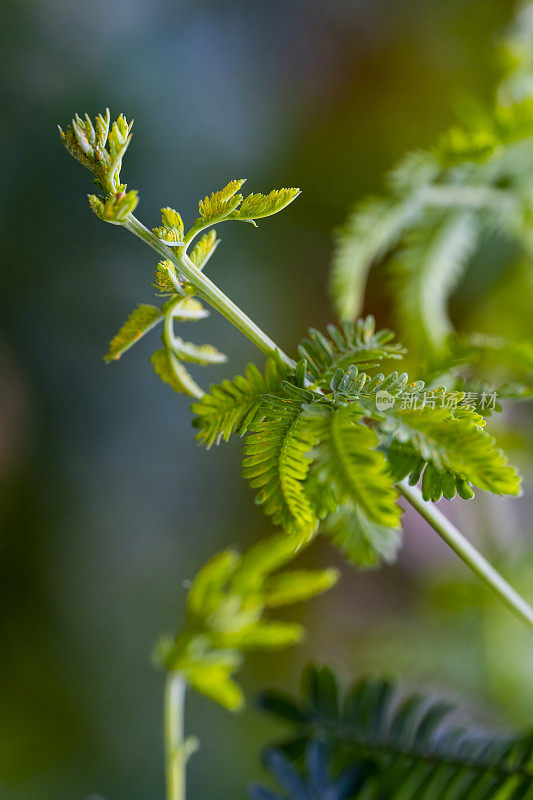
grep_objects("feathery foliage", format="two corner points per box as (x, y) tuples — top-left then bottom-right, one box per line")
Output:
(59, 8), (533, 800)
(250, 742), (368, 800)
(323, 503), (402, 569)
(255, 665), (533, 800)
(297, 317), (405, 385)
(191, 357), (290, 447)
(385, 406), (522, 501)
(330, 9), (533, 369)
(192, 315), (521, 565)
(154, 539), (338, 711)
(302, 404), (401, 529)
(242, 388), (321, 543)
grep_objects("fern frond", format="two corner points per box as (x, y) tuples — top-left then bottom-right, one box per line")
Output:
(303, 404), (401, 529)
(242, 393), (320, 540)
(297, 316), (405, 386)
(105, 303), (163, 362)
(394, 210), (479, 353)
(329, 25), (533, 356)
(156, 538), (338, 711)
(330, 198), (421, 322)
(383, 406), (522, 500)
(191, 357), (291, 448)
(447, 332), (533, 377)
(250, 742), (365, 800)
(323, 503), (402, 569)
(328, 363), (424, 403)
(257, 666), (533, 800)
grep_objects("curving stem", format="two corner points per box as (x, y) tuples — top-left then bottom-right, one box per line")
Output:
(399, 480), (533, 629)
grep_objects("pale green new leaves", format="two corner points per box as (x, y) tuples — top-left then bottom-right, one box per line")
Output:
(105, 298), (206, 362)
(59, 109), (134, 197)
(235, 188), (301, 222)
(152, 207), (185, 244)
(190, 179), (300, 234)
(105, 293), (221, 398)
(105, 304), (163, 362)
(189, 230), (219, 270)
(151, 349), (205, 398)
(88, 189), (139, 224)
(198, 179), (246, 223)
(155, 534), (339, 710)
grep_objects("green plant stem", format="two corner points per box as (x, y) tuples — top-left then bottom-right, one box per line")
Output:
(398, 480), (533, 629)
(165, 673), (187, 800)
(122, 212), (533, 629)
(125, 214), (295, 370)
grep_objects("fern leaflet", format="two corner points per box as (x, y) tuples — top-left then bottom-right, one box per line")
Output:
(242, 391), (320, 541)
(256, 665), (533, 800)
(191, 356), (290, 447)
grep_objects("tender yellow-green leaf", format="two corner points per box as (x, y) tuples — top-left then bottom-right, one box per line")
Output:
(235, 188), (300, 220)
(189, 230), (220, 270)
(150, 348), (204, 397)
(105, 304), (162, 362)
(263, 568), (340, 607)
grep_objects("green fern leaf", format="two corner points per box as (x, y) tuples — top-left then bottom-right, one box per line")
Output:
(324, 503), (402, 569)
(383, 406), (522, 500)
(303, 404), (401, 529)
(256, 666), (533, 800)
(394, 210), (479, 353)
(105, 304), (163, 362)
(297, 316), (405, 386)
(242, 394), (320, 540)
(191, 357), (290, 448)
(330, 198), (419, 322)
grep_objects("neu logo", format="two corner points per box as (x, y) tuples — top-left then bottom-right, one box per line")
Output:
(375, 390), (395, 412)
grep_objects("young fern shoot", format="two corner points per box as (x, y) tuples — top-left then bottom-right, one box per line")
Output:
(60, 95), (533, 800)
(60, 107), (533, 621)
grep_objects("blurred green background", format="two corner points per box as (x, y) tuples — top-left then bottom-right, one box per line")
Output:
(1, 1), (532, 798)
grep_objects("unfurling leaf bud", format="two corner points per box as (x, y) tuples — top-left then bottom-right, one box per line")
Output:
(153, 207), (185, 245)
(60, 110), (134, 195)
(88, 189), (138, 224)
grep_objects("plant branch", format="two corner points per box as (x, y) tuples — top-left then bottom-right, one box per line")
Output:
(124, 214), (295, 370)
(165, 673), (188, 800)
(399, 480), (533, 629)
(121, 214), (533, 630)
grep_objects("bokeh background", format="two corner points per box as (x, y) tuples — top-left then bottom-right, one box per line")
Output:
(1, 1), (532, 798)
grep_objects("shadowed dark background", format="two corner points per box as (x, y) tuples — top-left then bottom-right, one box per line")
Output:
(1, 1), (532, 798)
